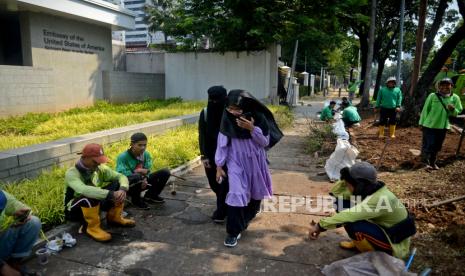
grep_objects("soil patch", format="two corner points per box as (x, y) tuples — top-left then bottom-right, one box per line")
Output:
(350, 111), (465, 171)
(379, 160), (465, 275)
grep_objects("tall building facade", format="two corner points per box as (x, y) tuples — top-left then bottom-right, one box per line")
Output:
(110, 0), (165, 49)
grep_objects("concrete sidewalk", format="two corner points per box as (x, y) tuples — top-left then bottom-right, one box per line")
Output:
(26, 104), (353, 275)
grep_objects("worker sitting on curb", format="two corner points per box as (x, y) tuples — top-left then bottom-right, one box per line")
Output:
(419, 78), (463, 170)
(0, 190), (41, 276)
(375, 77), (403, 138)
(308, 162), (415, 259)
(341, 101), (361, 128)
(64, 143), (135, 242)
(116, 132), (170, 210)
(320, 101), (337, 122)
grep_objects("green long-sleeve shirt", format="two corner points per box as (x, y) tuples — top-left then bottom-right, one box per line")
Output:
(319, 186), (411, 259)
(419, 93), (463, 129)
(64, 165), (128, 210)
(320, 106), (334, 121)
(376, 86), (403, 109)
(348, 80), (363, 93)
(342, 106), (361, 122)
(0, 191), (28, 232)
(116, 150), (153, 176)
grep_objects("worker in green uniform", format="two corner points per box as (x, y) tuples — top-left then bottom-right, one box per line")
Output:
(0, 190), (41, 276)
(64, 143), (135, 242)
(419, 78), (463, 170)
(341, 101), (361, 127)
(375, 77), (403, 138)
(116, 132), (170, 209)
(308, 162), (415, 259)
(348, 80), (363, 101)
(320, 101), (336, 121)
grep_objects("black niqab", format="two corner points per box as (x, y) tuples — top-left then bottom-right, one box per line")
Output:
(219, 89), (283, 148)
(206, 86), (227, 140)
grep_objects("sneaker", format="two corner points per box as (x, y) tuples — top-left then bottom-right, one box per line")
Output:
(145, 195), (165, 204)
(132, 199), (150, 210)
(224, 233), (241, 247)
(432, 163), (440, 170)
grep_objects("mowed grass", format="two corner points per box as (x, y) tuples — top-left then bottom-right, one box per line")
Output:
(0, 99), (205, 151)
(267, 105), (294, 129)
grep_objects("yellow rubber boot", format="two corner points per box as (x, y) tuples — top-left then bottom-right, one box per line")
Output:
(378, 126), (385, 138)
(389, 125), (396, 138)
(81, 205), (112, 242)
(339, 240), (356, 250)
(107, 202), (135, 227)
(353, 239), (375, 252)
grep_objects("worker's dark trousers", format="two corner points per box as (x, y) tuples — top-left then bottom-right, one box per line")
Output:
(421, 127), (447, 165)
(226, 199), (261, 236)
(342, 118), (359, 128)
(205, 165), (229, 219)
(333, 197), (392, 254)
(128, 168), (170, 202)
(379, 108), (397, 126)
(344, 221), (393, 254)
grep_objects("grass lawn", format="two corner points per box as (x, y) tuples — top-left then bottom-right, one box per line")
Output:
(0, 98), (205, 151)
(0, 125), (199, 228)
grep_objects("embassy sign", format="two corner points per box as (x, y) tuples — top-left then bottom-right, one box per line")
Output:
(42, 29), (105, 54)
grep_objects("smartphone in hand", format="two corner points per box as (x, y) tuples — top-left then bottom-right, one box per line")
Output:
(241, 112), (253, 120)
(16, 209), (31, 223)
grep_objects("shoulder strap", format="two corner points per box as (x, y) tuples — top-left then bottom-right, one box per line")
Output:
(435, 93), (450, 129)
(435, 93), (449, 114)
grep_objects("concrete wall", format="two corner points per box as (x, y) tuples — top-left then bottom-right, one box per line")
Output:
(165, 50), (272, 100)
(126, 52), (165, 74)
(102, 71), (164, 103)
(112, 40), (126, 71)
(25, 11), (113, 111)
(0, 65), (54, 117)
(0, 114), (198, 183)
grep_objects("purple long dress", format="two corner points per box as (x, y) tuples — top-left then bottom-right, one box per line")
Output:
(215, 126), (273, 207)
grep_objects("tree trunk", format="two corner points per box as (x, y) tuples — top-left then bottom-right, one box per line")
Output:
(373, 60), (386, 100)
(358, 34), (368, 91)
(421, 0), (449, 66)
(360, 0), (377, 107)
(401, 22), (465, 126)
(415, 23), (465, 101)
(409, 0), (428, 96)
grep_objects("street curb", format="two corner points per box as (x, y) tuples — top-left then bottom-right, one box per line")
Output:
(32, 156), (202, 251)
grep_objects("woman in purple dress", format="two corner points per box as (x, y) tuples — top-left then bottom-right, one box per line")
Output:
(215, 89), (283, 247)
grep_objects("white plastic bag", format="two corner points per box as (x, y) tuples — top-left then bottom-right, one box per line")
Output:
(332, 114), (349, 140)
(322, 251), (416, 276)
(324, 139), (359, 181)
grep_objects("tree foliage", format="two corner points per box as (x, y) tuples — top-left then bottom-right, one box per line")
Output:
(148, 0), (366, 55)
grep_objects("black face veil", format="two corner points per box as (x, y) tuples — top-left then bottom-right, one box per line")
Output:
(206, 86), (227, 139)
(219, 89), (283, 148)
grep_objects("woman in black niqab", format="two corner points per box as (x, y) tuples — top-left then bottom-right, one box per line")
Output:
(219, 90), (283, 148)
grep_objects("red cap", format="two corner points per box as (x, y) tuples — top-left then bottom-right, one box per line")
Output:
(79, 143), (109, 164)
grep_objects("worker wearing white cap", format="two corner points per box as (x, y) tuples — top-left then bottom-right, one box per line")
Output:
(375, 77), (403, 138)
